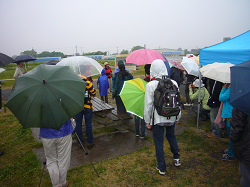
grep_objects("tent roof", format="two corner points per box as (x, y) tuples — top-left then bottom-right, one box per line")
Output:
(200, 30), (250, 65)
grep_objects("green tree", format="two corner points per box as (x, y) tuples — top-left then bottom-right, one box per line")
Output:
(131, 45), (144, 52)
(120, 49), (129, 54)
(21, 49), (38, 57)
(184, 49), (190, 55)
(177, 47), (182, 51)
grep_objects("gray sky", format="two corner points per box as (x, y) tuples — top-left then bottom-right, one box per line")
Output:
(0, 0), (250, 57)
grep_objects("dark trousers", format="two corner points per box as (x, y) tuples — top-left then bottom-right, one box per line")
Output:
(115, 95), (126, 113)
(75, 108), (93, 144)
(240, 161), (250, 187)
(185, 83), (191, 104)
(101, 96), (108, 103)
(153, 124), (180, 172)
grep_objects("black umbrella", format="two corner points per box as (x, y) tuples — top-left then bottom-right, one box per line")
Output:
(44, 60), (59, 65)
(0, 53), (16, 66)
(15, 54), (36, 63)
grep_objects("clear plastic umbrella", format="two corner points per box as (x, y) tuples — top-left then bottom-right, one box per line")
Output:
(56, 56), (103, 77)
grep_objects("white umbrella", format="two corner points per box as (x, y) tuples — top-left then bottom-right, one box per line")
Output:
(181, 57), (199, 76)
(199, 62), (234, 83)
(0, 68), (5, 74)
(56, 56), (103, 77)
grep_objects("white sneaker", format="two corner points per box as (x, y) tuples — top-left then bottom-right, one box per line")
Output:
(174, 159), (181, 166)
(156, 165), (166, 175)
(184, 103), (191, 106)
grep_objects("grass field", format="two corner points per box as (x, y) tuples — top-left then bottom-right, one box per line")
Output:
(0, 61), (241, 186)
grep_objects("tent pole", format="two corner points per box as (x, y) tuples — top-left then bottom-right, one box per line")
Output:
(197, 67), (202, 130)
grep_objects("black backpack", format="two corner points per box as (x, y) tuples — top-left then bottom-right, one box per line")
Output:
(153, 77), (181, 119)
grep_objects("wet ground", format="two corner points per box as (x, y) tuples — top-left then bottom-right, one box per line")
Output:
(2, 82), (189, 170)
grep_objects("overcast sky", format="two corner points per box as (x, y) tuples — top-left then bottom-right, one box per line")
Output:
(0, 0), (250, 57)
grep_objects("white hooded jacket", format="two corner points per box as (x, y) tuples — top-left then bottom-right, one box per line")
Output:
(144, 59), (181, 126)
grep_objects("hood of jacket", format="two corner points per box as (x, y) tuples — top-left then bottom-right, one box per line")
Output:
(101, 68), (106, 75)
(150, 59), (168, 80)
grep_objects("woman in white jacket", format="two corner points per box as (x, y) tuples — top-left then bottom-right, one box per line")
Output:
(144, 59), (181, 175)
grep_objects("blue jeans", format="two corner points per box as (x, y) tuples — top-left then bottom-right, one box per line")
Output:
(75, 108), (93, 144)
(210, 107), (220, 137)
(134, 116), (146, 137)
(153, 124), (180, 172)
(225, 120), (234, 157)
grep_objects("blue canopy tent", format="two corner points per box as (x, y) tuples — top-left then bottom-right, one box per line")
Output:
(196, 30), (250, 129)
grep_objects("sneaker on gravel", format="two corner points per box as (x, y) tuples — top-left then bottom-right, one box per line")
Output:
(156, 165), (166, 175)
(140, 136), (145, 139)
(136, 134), (140, 137)
(184, 103), (191, 106)
(174, 158), (181, 166)
(219, 154), (234, 161)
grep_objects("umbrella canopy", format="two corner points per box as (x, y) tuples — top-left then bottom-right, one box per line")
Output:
(168, 59), (184, 70)
(191, 56), (200, 65)
(6, 64), (86, 129)
(200, 62), (234, 83)
(56, 56), (103, 77)
(44, 60), (59, 65)
(120, 78), (148, 118)
(0, 53), (16, 66)
(230, 60), (250, 116)
(200, 30), (250, 65)
(15, 54), (36, 63)
(126, 49), (165, 65)
(181, 57), (199, 76)
(0, 68), (5, 74)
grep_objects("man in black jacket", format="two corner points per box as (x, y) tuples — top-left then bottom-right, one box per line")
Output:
(207, 79), (224, 138)
(231, 108), (250, 187)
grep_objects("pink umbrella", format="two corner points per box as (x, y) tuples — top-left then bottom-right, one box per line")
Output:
(126, 49), (165, 65)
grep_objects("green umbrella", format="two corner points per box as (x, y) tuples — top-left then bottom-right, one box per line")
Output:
(6, 64), (86, 130)
(120, 78), (148, 118)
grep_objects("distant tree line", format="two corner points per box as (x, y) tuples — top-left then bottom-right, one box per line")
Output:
(17, 45), (200, 59)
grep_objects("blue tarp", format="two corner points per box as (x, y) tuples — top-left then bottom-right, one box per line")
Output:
(200, 30), (250, 65)
(35, 57), (60, 61)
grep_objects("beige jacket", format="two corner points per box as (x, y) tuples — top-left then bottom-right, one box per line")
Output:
(13, 66), (25, 79)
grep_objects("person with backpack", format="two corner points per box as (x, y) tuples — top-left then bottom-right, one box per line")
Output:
(97, 69), (109, 103)
(144, 59), (181, 175)
(75, 67), (96, 150)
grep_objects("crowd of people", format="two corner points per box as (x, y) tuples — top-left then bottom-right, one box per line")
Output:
(5, 58), (249, 187)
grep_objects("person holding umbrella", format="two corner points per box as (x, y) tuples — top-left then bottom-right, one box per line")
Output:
(75, 66), (96, 149)
(39, 120), (72, 187)
(112, 62), (133, 113)
(13, 62), (27, 79)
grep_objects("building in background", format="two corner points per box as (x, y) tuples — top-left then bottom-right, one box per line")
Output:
(154, 48), (184, 58)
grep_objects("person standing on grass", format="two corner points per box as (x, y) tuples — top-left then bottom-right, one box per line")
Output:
(104, 62), (112, 93)
(75, 68), (96, 150)
(112, 62), (133, 113)
(13, 62), (26, 79)
(207, 79), (224, 138)
(144, 59), (181, 175)
(134, 64), (151, 139)
(218, 83), (235, 161)
(97, 68), (109, 103)
(231, 108), (250, 187)
(39, 120), (72, 187)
